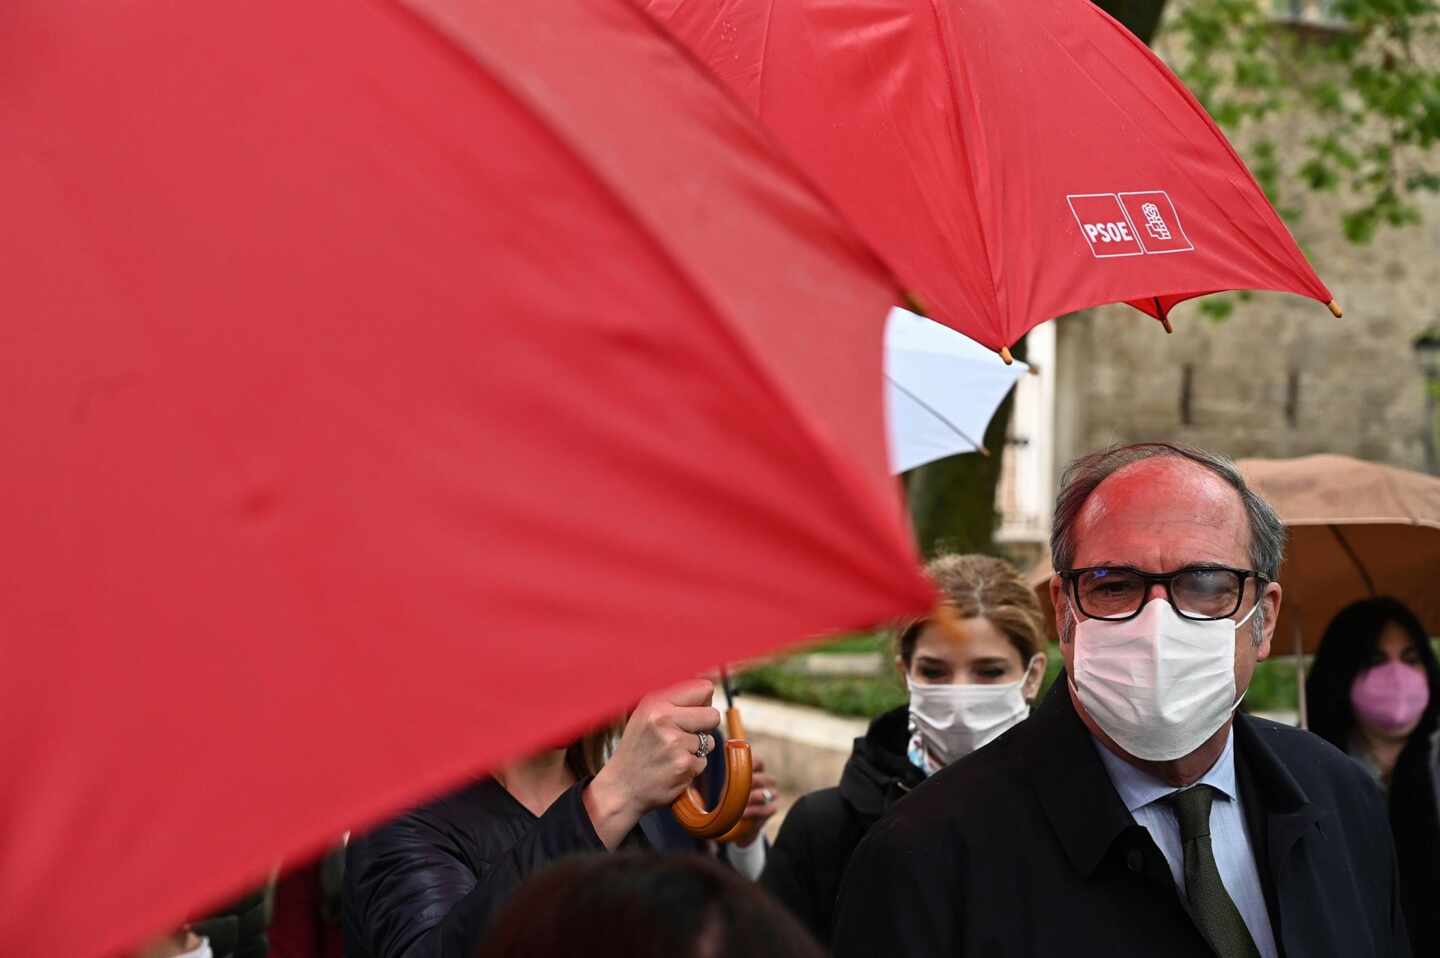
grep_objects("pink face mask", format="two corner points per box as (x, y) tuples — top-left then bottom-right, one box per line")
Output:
(1350, 660), (1431, 734)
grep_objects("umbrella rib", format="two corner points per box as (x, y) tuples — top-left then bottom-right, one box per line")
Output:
(753, 0), (778, 117)
(1328, 524), (1377, 597)
(886, 373), (986, 455)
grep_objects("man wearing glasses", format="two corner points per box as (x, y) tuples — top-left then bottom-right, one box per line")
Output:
(835, 442), (1408, 957)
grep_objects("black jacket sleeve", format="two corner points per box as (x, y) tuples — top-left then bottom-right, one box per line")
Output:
(347, 781), (606, 958)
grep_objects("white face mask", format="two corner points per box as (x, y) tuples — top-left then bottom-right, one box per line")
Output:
(907, 661), (1035, 767)
(1070, 597), (1255, 762)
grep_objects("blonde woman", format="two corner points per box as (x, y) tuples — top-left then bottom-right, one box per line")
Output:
(760, 554), (1047, 944)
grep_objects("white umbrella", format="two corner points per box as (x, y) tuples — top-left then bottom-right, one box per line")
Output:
(885, 307), (1029, 473)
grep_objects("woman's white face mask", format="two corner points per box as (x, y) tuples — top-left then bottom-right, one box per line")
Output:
(907, 659), (1037, 769)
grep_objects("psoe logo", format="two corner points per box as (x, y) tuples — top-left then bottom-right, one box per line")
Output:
(1141, 202), (1170, 240)
(1067, 190), (1194, 258)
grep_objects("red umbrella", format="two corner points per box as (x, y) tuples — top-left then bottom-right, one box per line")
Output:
(0, 1), (935, 954)
(642, 0), (1338, 357)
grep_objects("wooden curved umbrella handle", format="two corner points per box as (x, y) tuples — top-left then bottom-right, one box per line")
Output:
(671, 720), (753, 840)
(713, 708), (766, 846)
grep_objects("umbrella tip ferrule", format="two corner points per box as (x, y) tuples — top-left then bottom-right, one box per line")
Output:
(1160, 316), (1174, 334)
(999, 346), (1014, 365)
(904, 290), (929, 316)
(1327, 299), (1343, 318)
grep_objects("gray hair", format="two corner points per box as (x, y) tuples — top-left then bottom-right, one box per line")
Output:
(1051, 442), (1284, 645)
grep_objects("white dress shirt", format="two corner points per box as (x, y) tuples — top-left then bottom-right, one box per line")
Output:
(1092, 730), (1279, 958)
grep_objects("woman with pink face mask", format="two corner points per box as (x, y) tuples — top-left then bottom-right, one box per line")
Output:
(1307, 597), (1440, 957)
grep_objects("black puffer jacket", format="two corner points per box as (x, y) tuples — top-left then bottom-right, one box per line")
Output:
(759, 707), (924, 944)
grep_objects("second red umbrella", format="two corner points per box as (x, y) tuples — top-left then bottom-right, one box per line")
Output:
(643, 0), (1338, 355)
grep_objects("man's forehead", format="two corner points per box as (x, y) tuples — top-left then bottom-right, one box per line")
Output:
(1071, 456), (1250, 568)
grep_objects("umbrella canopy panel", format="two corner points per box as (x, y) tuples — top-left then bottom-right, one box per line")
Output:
(1275, 525), (1440, 653)
(0, 1), (935, 955)
(643, 0), (1334, 351)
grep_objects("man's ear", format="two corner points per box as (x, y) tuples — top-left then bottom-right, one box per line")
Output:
(1256, 580), (1282, 660)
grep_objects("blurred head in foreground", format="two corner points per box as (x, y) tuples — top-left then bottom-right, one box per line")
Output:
(476, 852), (823, 958)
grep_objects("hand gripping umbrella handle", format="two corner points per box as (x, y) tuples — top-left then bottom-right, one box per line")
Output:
(671, 709), (753, 839)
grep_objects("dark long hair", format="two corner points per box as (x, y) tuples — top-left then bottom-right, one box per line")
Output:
(476, 853), (824, 958)
(1306, 596), (1440, 955)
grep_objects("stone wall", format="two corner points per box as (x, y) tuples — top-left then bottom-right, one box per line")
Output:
(1054, 254), (1436, 472)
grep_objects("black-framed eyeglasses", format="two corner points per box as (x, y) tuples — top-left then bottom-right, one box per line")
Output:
(1060, 565), (1265, 622)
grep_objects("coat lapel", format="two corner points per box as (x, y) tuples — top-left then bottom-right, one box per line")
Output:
(1232, 716), (1326, 877)
(1233, 715), (1328, 955)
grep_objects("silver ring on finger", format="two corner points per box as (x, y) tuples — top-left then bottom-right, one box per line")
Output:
(762, 789), (775, 804)
(694, 731), (713, 759)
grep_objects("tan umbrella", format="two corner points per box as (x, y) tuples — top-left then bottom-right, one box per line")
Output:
(1028, 454), (1440, 725)
(1238, 455), (1440, 655)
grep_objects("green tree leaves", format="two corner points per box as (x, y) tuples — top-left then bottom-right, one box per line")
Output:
(1167, 0), (1440, 244)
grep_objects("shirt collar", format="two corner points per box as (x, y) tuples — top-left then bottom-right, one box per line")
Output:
(1091, 726), (1238, 813)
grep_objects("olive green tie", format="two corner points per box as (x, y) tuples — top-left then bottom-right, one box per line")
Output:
(1166, 785), (1261, 958)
